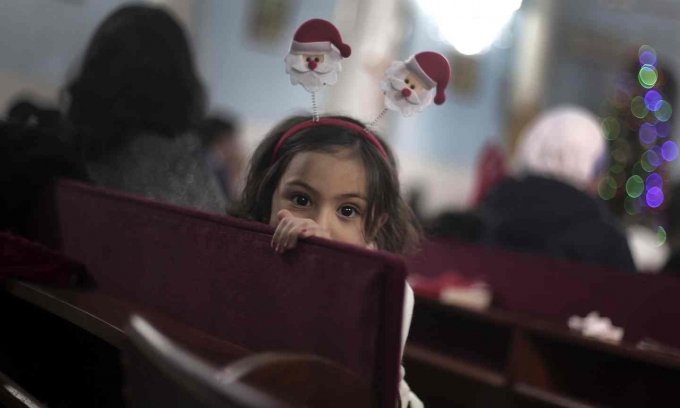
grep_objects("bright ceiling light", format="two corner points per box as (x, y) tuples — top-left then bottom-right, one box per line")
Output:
(417, 0), (522, 55)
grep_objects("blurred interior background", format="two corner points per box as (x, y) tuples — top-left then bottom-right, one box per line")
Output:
(0, 0), (676, 257)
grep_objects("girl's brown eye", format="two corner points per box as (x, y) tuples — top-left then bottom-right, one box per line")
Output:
(339, 206), (359, 218)
(292, 194), (310, 206)
(405, 79), (410, 84)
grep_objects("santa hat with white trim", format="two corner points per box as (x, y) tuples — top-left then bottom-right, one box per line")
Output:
(289, 18), (352, 58)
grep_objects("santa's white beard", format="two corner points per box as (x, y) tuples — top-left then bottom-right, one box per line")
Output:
(380, 61), (435, 117)
(285, 51), (343, 93)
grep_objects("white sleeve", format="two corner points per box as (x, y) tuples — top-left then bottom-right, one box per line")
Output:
(399, 283), (423, 407)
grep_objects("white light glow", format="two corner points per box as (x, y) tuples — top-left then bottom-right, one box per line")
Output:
(417, 0), (522, 55)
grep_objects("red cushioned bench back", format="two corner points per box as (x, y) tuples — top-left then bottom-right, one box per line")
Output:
(407, 238), (680, 348)
(33, 180), (405, 408)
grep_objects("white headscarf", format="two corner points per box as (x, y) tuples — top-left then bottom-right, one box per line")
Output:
(514, 105), (607, 190)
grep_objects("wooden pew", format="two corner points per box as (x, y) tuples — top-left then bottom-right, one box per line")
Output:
(125, 315), (369, 408)
(403, 238), (680, 407)
(0, 279), (371, 407)
(0, 278), (247, 407)
(19, 179), (405, 407)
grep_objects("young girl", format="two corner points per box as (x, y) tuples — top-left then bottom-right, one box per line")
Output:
(236, 114), (423, 407)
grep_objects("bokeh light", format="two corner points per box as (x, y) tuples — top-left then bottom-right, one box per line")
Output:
(417, 0), (522, 55)
(656, 121), (672, 138)
(631, 96), (649, 118)
(639, 51), (657, 67)
(602, 117), (620, 141)
(646, 173), (663, 191)
(647, 149), (662, 167)
(639, 45), (657, 59)
(657, 226), (667, 247)
(662, 141), (679, 161)
(638, 65), (658, 89)
(641, 151), (658, 172)
(598, 176), (617, 200)
(654, 101), (673, 122)
(626, 175), (645, 198)
(609, 165), (625, 187)
(639, 122), (657, 144)
(624, 197), (636, 215)
(646, 187), (664, 208)
(644, 90), (663, 111)
(632, 162), (649, 178)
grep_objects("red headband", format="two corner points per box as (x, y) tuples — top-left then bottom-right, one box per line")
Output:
(270, 118), (388, 164)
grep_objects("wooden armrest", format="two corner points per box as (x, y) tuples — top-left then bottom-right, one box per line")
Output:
(0, 370), (47, 408)
(4, 279), (248, 365)
(219, 353), (372, 408)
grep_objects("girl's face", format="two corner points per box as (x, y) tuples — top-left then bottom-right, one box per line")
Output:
(270, 149), (370, 248)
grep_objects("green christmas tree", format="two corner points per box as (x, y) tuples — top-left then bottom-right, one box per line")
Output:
(598, 45), (675, 243)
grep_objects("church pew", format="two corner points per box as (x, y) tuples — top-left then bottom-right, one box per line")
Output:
(24, 179), (406, 408)
(403, 238), (680, 407)
(126, 315), (370, 408)
(1, 279), (371, 407)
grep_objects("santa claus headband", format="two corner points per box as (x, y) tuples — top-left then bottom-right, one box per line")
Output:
(275, 18), (451, 162)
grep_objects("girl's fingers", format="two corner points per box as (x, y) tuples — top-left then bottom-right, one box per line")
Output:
(299, 226), (330, 240)
(271, 216), (291, 249)
(283, 226), (301, 251)
(278, 219), (300, 253)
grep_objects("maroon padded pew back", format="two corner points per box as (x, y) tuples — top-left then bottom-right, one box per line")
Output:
(407, 238), (680, 348)
(32, 180), (405, 408)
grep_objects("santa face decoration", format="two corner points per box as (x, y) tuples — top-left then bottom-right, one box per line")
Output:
(381, 52), (451, 117)
(284, 19), (351, 93)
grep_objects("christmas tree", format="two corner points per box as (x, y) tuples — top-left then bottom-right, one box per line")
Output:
(598, 45), (676, 243)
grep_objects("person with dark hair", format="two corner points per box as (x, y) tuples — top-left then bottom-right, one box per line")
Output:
(0, 120), (88, 235)
(235, 114), (421, 255)
(63, 4), (224, 213)
(234, 114), (423, 407)
(197, 115), (244, 204)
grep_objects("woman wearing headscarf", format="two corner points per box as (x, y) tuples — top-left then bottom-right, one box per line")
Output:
(478, 106), (636, 272)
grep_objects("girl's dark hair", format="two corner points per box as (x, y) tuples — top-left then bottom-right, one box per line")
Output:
(235, 114), (422, 255)
(65, 4), (205, 159)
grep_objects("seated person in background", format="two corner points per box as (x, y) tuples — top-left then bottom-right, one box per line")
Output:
(63, 5), (225, 214)
(478, 106), (636, 272)
(234, 114), (423, 408)
(0, 119), (87, 235)
(426, 211), (483, 243)
(6, 98), (65, 134)
(197, 114), (244, 205)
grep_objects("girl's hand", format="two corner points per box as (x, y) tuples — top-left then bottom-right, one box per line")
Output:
(271, 210), (330, 253)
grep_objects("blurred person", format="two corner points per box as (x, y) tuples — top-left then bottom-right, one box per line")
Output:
(197, 114), (244, 204)
(63, 4), (225, 213)
(479, 106), (636, 272)
(7, 99), (62, 130)
(471, 142), (508, 206)
(426, 211), (483, 243)
(0, 119), (87, 236)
